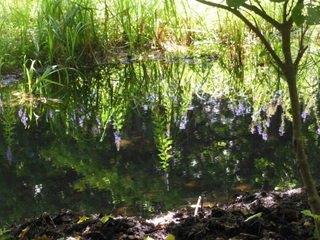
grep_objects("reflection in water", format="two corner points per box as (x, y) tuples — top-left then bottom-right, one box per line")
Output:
(6, 146), (11, 163)
(0, 61), (320, 225)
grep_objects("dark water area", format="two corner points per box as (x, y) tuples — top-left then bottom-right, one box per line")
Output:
(1, 61), (320, 226)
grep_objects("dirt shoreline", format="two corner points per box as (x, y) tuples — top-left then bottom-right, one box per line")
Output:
(4, 187), (317, 240)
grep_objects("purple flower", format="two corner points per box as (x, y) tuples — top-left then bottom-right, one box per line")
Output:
(49, 111), (53, 118)
(262, 133), (268, 141)
(260, 106), (266, 113)
(211, 117), (217, 123)
(78, 116), (84, 127)
(279, 127), (285, 136)
(235, 103), (245, 116)
(317, 128), (320, 135)
(18, 108), (23, 117)
(165, 130), (170, 137)
(179, 115), (188, 129)
(271, 97), (277, 105)
(96, 117), (101, 127)
(18, 108), (28, 128)
(266, 120), (270, 128)
(301, 111), (307, 122)
(257, 125), (263, 135)
(251, 114), (258, 121)
(6, 146), (12, 163)
(114, 131), (121, 151)
(114, 131), (121, 144)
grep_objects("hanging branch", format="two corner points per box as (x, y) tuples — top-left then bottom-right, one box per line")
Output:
(196, 0), (284, 69)
(242, 3), (281, 29)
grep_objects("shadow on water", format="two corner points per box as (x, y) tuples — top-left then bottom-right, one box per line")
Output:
(0, 60), (320, 225)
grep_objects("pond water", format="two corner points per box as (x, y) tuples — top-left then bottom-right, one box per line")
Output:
(1, 61), (320, 225)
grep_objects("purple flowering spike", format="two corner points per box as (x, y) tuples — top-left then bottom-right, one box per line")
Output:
(266, 120), (270, 128)
(262, 133), (268, 141)
(257, 125), (263, 135)
(317, 128), (320, 135)
(251, 114), (258, 121)
(301, 111), (307, 122)
(179, 115), (188, 129)
(235, 103), (245, 116)
(96, 117), (101, 127)
(18, 109), (28, 128)
(279, 127), (285, 136)
(78, 116), (84, 128)
(18, 108), (23, 117)
(114, 131), (121, 151)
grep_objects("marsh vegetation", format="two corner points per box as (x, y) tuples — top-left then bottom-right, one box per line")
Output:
(1, 0), (320, 239)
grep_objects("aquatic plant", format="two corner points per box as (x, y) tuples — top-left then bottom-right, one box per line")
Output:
(22, 57), (65, 95)
(152, 108), (173, 171)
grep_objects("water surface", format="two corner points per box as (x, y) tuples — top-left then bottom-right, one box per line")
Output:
(1, 61), (319, 225)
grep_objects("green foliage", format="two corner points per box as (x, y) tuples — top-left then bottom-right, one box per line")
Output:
(144, 237), (154, 240)
(101, 215), (114, 223)
(22, 57), (64, 96)
(36, 0), (97, 65)
(152, 109), (173, 171)
(244, 212), (263, 222)
(0, 229), (12, 240)
(77, 216), (90, 224)
(226, 0), (247, 8)
(166, 234), (176, 240)
(301, 210), (320, 220)
(301, 210), (320, 238)
(306, 6), (320, 25)
(292, 2), (305, 26)
(0, 107), (16, 146)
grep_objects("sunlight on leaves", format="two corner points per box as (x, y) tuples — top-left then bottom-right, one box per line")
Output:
(144, 237), (154, 240)
(165, 234), (176, 240)
(244, 212), (263, 222)
(77, 216), (90, 224)
(101, 215), (114, 223)
(301, 210), (320, 220)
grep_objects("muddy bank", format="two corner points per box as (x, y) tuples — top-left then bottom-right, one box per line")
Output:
(4, 188), (317, 240)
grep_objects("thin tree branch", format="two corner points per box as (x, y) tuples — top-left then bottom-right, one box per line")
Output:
(294, 25), (309, 67)
(283, 0), (289, 23)
(287, 0), (295, 16)
(242, 3), (282, 29)
(253, 0), (267, 15)
(195, 0), (284, 69)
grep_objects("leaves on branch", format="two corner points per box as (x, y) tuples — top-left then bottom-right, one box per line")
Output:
(306, 6), (320, 25)
(292, 2), (305, 26)
(226, 0), (247, 8)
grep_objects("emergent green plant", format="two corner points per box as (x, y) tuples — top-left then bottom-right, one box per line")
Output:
(22, 58), (64, 96)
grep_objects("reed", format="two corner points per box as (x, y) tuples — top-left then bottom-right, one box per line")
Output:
(0, 0), (214, 69)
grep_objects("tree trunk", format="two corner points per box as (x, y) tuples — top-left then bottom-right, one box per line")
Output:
(285, 68), (320, 232)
